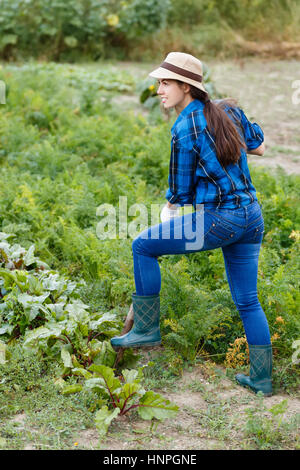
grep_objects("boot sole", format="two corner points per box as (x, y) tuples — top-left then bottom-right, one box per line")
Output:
(112, 341), (162, 350)
(236, 379), (272, 397)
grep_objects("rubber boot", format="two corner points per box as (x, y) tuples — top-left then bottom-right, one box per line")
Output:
(111, 293), (161, 349)
(236, 343), (272, 396)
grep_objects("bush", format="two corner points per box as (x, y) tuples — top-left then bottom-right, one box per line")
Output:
(168, 0), (297, 36)
(0, 0), (170, 60)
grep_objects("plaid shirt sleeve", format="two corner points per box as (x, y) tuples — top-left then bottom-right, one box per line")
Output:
(238, 108), (264, 150)
(165, 136), (198, 206)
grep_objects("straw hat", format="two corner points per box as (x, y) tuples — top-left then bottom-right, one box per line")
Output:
(149, 52), (206, 92)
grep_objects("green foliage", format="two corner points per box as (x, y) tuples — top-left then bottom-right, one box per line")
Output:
(292, 339), (300, 365)
(117, 0), (171, 38)
(0, 343), (96, 447)
(0, 0), (299, 61)
(0, 232), (121, 370)
(167, 0), (298, 37)
(0, 232), (178, 439)
(0, 343), (54, 395)
(56, 362), (178, 440)
(0, 0), (170, 60)
(137, 0), (300, 61)
(0, 339), (7, 365)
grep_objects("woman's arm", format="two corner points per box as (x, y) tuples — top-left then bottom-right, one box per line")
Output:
(235, 108), (265, 155)
(247, 142), (265, 156)
(165, 138), (197, 207)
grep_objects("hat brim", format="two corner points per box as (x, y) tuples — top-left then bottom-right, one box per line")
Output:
(149, 66), (206, 93)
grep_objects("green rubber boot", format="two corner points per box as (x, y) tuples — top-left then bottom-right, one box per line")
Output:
(111, 293), (161, 349)
(236, 344), (273, 396)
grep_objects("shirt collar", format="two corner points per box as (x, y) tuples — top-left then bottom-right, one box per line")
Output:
(171, 99), (204, 135)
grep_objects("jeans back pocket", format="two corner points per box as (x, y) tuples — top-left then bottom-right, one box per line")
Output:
(209, 217), (236, 242)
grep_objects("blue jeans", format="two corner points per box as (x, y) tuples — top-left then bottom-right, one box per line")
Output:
(132, 200), (271, 345)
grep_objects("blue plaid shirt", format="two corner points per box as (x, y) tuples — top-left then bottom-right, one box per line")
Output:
(166, 99), (264, 209)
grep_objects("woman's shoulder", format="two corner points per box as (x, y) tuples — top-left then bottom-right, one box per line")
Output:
(173, 106), (206, 145)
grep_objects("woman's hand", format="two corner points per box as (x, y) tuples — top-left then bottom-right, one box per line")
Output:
(166, 201), (177, 209)
(160, 203), (180, 222)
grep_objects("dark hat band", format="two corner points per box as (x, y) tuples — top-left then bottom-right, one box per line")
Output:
(160, 61), (203, 83)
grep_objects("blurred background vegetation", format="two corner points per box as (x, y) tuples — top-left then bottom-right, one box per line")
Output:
(0, 0), (300, 62)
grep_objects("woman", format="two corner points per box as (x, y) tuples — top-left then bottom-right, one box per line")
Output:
(111, 52), (272, 396)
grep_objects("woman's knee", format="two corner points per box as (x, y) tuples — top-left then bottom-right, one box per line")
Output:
(132, 235), (148, 256)
(234, 294), (261, 314)
(132, 236), (140, 254)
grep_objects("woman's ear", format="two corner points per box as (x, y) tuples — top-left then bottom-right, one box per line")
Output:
(183, 82), (191, 94)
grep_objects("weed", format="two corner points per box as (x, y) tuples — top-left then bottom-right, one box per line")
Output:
(243, 395), (299, 449)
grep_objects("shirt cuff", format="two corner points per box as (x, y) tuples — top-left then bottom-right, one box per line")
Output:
(166, 188), (193, 206)
(246, 123), (264, 150)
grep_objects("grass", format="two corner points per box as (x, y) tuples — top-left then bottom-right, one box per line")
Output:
(268, 146), (300, 156)
(0, 345), (96, 450)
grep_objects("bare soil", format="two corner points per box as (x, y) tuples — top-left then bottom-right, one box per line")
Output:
(73, 362), (299, 450)
(211, 59), (300, 175)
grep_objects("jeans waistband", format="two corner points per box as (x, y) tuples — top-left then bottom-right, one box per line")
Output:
(203, 200), (261, 213)
(202, 201), (262, 222)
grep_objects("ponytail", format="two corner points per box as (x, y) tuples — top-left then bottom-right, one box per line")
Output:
(177, 82), (246, 166)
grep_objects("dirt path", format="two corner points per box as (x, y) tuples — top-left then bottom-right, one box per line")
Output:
(210, 59), (300, 175)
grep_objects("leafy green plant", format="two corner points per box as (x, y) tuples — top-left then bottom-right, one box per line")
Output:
(0, 234), (83, 336)
(64, 363), (178, 439)
(0, 231), (49, 271)
(23, 309), (119, 370)
(0, 232), (122, 372)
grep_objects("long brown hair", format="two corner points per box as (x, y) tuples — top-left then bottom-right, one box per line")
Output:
(177, 81), (246, 166)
